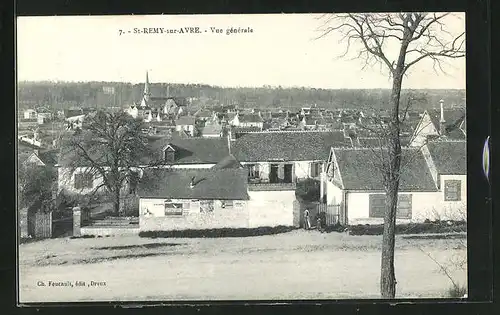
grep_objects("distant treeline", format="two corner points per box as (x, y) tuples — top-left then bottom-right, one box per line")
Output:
(17, 81), (466, 112)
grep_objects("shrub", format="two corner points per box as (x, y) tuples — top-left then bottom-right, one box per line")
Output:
(446, 284), (467, 298)
(348, 221), (467, 236)
(139, 226), (297, 238)
(295, 178), (321, 202)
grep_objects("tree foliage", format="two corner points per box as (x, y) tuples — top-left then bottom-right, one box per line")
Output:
(18, 164), (57, 212)
(61, 110), (152, 215)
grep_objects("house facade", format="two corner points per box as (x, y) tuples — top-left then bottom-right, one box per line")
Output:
(174, 116), (197, 137)
(231, 131), (352, 202)
(137, 167), (299, 231)
(325, 140), (466, 225)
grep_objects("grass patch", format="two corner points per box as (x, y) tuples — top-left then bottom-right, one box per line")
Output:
(92, 243), (184, 250)
(446, 284), (467, 298)
(139, 226), (297, 238)
(348, 221), (466, 236)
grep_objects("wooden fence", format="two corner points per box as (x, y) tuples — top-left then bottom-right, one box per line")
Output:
(28, 211), (52, 238)
(317, 203), (341, 226)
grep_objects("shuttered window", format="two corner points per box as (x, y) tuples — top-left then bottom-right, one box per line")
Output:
(369, 194), (413, 219)
(369, 194), (386, 218)
(444, 180), (461, 201)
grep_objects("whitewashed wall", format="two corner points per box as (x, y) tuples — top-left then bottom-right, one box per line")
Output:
(57, 166), (106, 194)
(139, 198), (249, 231)
(410, 113), (438, 147)
(344, 190), (465, 225)
(326, 180), (343, 205)
(247, 190), (296, 227)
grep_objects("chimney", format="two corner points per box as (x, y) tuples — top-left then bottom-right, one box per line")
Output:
(439, 99), (446, 135)
(190, 176), (196, 188)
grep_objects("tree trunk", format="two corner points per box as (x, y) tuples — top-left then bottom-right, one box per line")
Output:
(380, 68), (404, 299)
(113, 188), (120, 217)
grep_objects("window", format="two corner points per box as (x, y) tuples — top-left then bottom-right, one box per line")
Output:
(397, 194), (412, 219)
(248, 164), (260, 178)
(369, 194), (413, 219)
(164, 146), (175, 163)
(164, 201), (183, 216)
(310, 162), (322, 177)
(221, 200), (234, 208)
(444, 180), (461, 201)
(74, 173), (93, 189)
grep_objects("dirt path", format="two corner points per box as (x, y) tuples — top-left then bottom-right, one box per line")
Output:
(18, 231), (467, 302)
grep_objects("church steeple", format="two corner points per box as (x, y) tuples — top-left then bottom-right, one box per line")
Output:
(141, 71), (151, 107)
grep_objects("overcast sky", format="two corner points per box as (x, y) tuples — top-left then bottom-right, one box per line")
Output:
(17, 13), (465, 89)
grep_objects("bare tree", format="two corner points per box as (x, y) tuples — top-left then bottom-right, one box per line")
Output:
(60, 110), (160, 216)
(317, 13), (465, 298)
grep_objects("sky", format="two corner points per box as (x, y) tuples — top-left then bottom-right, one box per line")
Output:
(17, 13), (466, 89)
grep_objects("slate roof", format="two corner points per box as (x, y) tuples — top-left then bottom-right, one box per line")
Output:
(64, 108), (83, 118)
(426, 140), (466, 175)
(334, 148), (437, 191)
(194, 108), (214, 119)
(138, 168), (249, 200)
(232, 131), (350, 162)
(37, 149), (59, 166)
(145, 137), (230, 165)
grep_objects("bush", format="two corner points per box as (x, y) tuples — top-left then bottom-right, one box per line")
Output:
(348, 221), (467, 236)
(295, 178), (321, 202)
(139, 226), (297, 238)
(446, 284), (467, 298)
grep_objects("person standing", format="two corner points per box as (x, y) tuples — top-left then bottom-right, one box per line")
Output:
(304, 209), (311, 230)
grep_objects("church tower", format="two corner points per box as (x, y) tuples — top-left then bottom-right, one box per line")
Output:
(141, 71), (151, 107)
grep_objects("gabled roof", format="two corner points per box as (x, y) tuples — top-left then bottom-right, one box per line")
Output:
(138, 168), (249, 200)
(146, 137), (230, 165)
(211, 154), (243, 170)
(194, 108), (213, 118)
(334, 148), (437, 191)
(232, 131), (350, 162)
(175, 116), (196, 125)
(201, 123), (223, 135)
(426, 140), (466, 175)
(426, 108), (465, 136)
(239, 113), (263, 123)
(37, 149), (58, 166)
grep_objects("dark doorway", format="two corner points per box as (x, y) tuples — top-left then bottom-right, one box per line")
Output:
(270, 164), (279, 183)
(284, 164), (293, 183)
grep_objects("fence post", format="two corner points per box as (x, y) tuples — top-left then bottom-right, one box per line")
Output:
(73, 206), (81, 237)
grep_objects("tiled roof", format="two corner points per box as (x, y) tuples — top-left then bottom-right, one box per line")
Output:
(426, 140), (466, 175)
(175, 116), (196, 125)
(137, 168), (249, 200)
(37, 149), (58, 166)
(232, 131), (350, 162)
(334, 148), (437, 191)
(233, 126), (262, 133)
(239, 113), (263, 123)
(145, 137), (230, 165)
(201, 123), (223, 136)
(194, 108), (213, 118)
(211, 154), (243, 170)
(427, 108), (465, 136)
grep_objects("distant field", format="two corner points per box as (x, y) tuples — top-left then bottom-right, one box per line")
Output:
(19, 230), (467, 302)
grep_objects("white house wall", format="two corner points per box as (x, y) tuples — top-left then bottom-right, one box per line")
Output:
(326, 180), (343, 205)
(139, 198), (250, 231)
(410, 113), (438, 147)
(345, 190), (464, 225)
(247, 190), (296, 228)
(57, 166), (106, 195)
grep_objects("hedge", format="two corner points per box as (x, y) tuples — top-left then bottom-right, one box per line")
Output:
(347, 221), (467, 236)
(139, 226), (297, 238)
